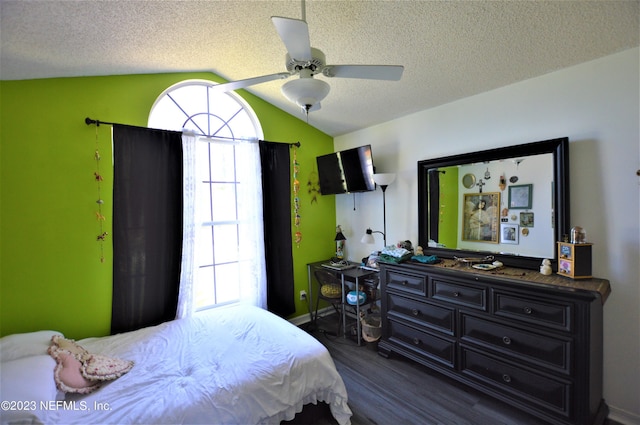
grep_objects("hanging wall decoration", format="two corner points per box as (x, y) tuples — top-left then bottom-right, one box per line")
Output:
(94, 126), (107, 262)
(306, 171), (320, 204)
(499, 173), (507, 191)
(508, 184), (533, 209)
(293, 146), (302, 247)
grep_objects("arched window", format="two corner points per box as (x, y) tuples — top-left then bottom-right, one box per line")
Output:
(148, 79), (263, 140)
(149, 80), (265, 311)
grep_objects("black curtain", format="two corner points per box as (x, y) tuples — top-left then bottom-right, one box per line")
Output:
(111, 125), (183, 334)
(428, 169), (441, 242)
(259, 141), (295, 317)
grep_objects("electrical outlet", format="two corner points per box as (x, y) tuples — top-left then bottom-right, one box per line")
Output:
(299, 290), (307, 301)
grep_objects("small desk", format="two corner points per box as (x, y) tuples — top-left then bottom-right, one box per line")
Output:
(307, 261), (379, 345)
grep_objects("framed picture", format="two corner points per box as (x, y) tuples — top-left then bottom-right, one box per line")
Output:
(508, 184), (532, 209)
(462, 192), (500, 243)
(520, 212), (534, 227)
(501, 223), (519, 244)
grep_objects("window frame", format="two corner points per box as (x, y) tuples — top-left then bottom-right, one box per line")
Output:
(148, 79), (264, 311)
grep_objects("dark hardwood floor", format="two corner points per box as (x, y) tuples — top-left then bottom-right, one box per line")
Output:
(287, 314), (620, 425)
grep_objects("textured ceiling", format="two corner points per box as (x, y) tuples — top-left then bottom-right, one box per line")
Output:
(1, 0), (638, 136)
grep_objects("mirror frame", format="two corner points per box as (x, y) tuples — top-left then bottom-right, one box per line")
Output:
(418, 137), (569, 271)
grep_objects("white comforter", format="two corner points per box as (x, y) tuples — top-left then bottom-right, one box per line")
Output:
(38, 305), (352, 425)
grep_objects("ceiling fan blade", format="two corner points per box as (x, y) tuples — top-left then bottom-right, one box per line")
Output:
(322, 65), (404, 81)
(271, 16), (312, 61)
(209, 72), (291, 92)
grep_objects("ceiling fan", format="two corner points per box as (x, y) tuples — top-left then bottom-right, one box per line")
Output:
(211, 2), (404, 114)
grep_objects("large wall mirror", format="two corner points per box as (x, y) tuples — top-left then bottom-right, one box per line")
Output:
(418, 137), (569, 270)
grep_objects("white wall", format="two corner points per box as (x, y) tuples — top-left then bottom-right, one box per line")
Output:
(334, 48), (640, 424)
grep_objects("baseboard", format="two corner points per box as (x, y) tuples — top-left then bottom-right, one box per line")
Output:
(608, 405), (640, 425)
(288, 307), (336, 327)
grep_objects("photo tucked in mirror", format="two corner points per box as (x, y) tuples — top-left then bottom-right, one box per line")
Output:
(418, 138), (569, 271)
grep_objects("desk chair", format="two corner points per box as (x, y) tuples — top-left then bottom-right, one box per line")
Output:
(313, 269), (345, 335)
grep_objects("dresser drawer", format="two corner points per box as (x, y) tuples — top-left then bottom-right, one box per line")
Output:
(387, 293), (454, 335)
(431, 278), (487, 310)
(461, 347), (571, 417)
(387, 320), (455, 368)
(494, 291), (573, 332)
(385, 269), (426, 296)
(461, 314), (571, 373)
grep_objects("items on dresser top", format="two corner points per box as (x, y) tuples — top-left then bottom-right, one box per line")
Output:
(557, 241), (593, 279)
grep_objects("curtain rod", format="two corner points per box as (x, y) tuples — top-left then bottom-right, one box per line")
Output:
(85, 117), (301, 147)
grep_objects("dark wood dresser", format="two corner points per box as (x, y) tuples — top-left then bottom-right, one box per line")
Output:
(378, 260), (611, 425)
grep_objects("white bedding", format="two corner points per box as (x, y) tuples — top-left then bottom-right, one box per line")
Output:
(3, 305), (352, 425)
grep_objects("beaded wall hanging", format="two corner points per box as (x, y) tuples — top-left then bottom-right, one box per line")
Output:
(293, 146), (302, 247)
(94, 126), (107, 262)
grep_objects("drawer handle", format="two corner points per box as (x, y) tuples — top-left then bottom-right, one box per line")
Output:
(411, 309), (420, 316)
(523, 306), (533, 314)
(502, 374), (512, 383)
(502, 336), (512, 345)
(412, 337), (421, 346)
(402, 280), (408, 286)
(453, 291), (460, 297)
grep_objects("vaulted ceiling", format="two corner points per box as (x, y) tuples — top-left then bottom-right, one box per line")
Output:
(1, 0), (638, 136)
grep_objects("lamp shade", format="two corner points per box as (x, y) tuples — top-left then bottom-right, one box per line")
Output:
(281, 77), (330, 110)
(361, 228), (375, 244)
(373, 173), (396, 187)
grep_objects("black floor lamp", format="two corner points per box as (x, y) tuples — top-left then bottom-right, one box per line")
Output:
(361, 173), (396, 248)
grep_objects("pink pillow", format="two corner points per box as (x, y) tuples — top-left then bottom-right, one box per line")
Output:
(82, 353), (134, 381)
(51, 350), (101, 394)
(47, 336), (134, 394)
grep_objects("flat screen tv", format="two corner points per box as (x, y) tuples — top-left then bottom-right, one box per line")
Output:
(316, 145), (376, 195)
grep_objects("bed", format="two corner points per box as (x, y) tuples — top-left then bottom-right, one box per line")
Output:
(0, 304), (352, 425)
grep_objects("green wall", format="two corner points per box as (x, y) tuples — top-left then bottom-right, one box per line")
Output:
(438, 166), (459, 248)
(0, 73), (336, 339)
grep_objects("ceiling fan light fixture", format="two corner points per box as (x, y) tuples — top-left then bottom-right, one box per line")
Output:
(281, 77), (330, 110)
